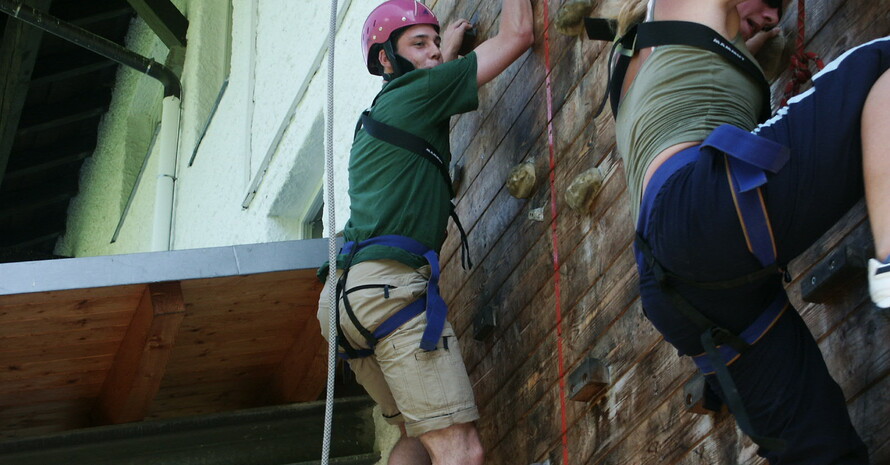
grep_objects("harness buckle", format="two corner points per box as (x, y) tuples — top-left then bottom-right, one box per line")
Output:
(616, 32), (636, 57)
(708, 326), (750, 353)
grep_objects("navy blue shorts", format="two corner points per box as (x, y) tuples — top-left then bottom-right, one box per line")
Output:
(635, 37), (890, 464)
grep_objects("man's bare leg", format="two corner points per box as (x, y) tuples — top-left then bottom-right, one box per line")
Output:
(864, 70), (890, 260)
(388, 424), (431, 465)
(418, 422), (484, 465)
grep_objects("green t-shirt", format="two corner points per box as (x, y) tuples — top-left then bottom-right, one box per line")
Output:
(322, 52), (479, 278)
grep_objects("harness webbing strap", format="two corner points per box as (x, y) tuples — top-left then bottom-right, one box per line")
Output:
(343, 235), (447, 351)
(336, 298), (428, 360)
(692, 293), (789, 374)
(356, 111), (473, 269)
(636, 233), (786, 453)
(702, 125), (789, 267)
(584, 20), (773, 123)
(360, 112), (454, 198)
(583, 17), (618, 41)
(336, 235), (449, 359)
(635, 233), (752, 352)
(702, 328), (787, 452)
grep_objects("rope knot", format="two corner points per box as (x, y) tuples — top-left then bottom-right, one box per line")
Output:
(780, 0), (826, 107)
(781, 49), (824, 106)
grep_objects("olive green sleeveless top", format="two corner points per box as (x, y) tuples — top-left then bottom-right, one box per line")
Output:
(615, 35), (764, 221)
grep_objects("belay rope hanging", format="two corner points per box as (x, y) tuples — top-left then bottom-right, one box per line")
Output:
(321, 0), (339, 463)
(781, 0), (824, 106)
(541, 0), (572, 464)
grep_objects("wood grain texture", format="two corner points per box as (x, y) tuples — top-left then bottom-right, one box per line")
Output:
(432, 0), (890, 463)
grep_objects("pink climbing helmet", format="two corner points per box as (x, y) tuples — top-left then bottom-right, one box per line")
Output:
(362, 0), (439, 75)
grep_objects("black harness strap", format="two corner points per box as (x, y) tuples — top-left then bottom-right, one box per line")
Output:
(584, 19), (772, 123)
(635, 233), (786, 452)
(360, 112), (455, 198)
(355, 109), (473, 270)
(335, 244), (376, 358)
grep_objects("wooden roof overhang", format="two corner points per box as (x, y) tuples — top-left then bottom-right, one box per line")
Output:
(0, 238), (331, 440)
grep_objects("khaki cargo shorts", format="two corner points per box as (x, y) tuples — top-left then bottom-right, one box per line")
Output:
(317, 259), (479, 437)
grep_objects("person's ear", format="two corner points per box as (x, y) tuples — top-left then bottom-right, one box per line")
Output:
(378, 48), (391, 69)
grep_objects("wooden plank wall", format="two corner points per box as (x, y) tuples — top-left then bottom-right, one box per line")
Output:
(427, 0), (890, 463)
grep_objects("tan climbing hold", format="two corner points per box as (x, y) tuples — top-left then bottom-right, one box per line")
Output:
(450, 161), (464, 194)
(555, 0), (595, 37)
(565, 167), (604, 213)
(507, 160), (537, 199)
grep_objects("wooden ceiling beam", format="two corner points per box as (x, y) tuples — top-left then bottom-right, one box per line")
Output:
(31, 52), (116, 84)
(4, 149), (89, 182)
(3, 134), (93, 171)
(0, 213), (65, 248)
(126, 0), (187, 48)
(2, 230), (59, 250)
(0, 191), (71, 220)
(0, 0), (54, 192)
(68, 6), (134, 27)
(93, 281), (186, 425)
(16, 106), (106, 137)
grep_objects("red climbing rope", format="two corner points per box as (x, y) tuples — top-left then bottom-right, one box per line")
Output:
(782, 0), (825, 106)
(542, 1), (571, 464)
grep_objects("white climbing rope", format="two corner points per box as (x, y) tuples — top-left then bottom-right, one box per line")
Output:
(321, 0), (340, 463)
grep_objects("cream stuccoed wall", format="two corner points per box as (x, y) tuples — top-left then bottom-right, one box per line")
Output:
(56, 0), (386, 257)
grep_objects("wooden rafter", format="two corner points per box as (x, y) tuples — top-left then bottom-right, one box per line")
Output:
(0, 0), (53, 192)
(93, 281), (186, 425)
(126, 0), (188, 49)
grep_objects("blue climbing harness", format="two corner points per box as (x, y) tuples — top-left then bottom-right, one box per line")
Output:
(335, 235), (448, 359)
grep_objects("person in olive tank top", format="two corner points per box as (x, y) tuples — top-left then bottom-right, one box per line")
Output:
(316, 1), (533, 464)
(597, 0), (890, 463)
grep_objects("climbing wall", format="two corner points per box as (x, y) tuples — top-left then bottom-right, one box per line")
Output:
(430, 0), (890, 463)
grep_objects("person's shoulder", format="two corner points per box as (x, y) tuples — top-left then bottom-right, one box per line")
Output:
(439, 52), (478, 72)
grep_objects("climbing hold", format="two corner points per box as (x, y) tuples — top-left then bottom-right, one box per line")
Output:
(568, 356), (609, 401)
(800, 227), (871, 303)
(528, 207), (545, 222)
(507, 160), (537, 199)
(458, 12), (480, 57)
(473, 304), (497, 341)
(450, 161), (464, 193)
(684, 373), (725, 415)
(565, 166), (604, 213)
(555, 0), (595, 36)
(753, 30), (789, 82)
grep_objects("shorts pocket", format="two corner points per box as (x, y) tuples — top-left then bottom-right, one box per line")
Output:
(381, 326), (473, 421)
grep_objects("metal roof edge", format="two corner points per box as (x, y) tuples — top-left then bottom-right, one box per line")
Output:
(0, 237), (336, 296)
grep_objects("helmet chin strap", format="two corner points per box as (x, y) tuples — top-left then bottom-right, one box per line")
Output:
(383, 40), (416, 80)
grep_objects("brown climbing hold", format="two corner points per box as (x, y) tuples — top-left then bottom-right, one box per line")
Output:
(568, 356), (609, 402)
(565, 167), (604, 213)
(754, 31), (790, 82)
(507, 160), (537, 199)
(450, 161), (464, 193)
(555, 0), (595, 37)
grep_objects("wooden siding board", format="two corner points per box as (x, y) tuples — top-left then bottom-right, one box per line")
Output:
(440, 47), (619, 333)
(435, 0), (890, 462)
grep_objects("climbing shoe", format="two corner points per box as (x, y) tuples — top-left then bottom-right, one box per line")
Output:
(868, 255), (890, 309)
